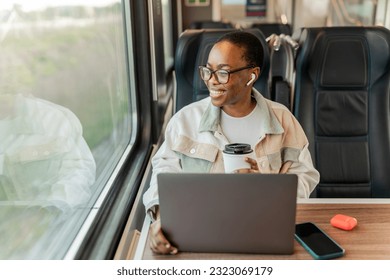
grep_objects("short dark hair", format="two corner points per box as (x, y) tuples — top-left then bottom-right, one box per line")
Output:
(215, 31), (264, 68)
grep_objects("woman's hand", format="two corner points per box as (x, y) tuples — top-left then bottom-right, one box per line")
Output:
(234, 157), (259, 173)
(149, 218), (178, 255)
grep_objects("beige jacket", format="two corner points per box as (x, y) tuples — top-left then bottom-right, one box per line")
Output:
(143, 89), (320, 213)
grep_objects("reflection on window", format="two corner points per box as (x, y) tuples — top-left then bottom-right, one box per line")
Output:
(0, 0), (133, 259)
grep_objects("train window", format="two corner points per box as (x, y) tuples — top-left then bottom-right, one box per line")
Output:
(328, 0), (377, 26)
(0, 0), (135, 259)
(376, 0), (390, 29)
(221, 0), (293, 27)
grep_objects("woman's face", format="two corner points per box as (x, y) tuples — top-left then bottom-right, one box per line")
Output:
(204, 41), (255, 115)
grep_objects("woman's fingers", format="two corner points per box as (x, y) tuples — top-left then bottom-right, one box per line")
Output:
(149, 219), (178, 254)
(245, 157), (259, 171)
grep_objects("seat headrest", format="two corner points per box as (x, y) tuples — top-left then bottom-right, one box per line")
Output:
(296, 27), (390, 88)
(189, 21), (233, 29)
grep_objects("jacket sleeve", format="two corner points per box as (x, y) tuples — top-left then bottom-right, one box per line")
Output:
(278, 109), (320, 198)
(287, 143), (320, 198)
(142, 118), (182, 213)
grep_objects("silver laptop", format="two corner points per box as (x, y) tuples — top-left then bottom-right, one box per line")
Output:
(157, 173), (298, 254)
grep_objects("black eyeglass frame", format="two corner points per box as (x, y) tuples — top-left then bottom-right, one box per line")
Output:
(198, 64), (255, 84)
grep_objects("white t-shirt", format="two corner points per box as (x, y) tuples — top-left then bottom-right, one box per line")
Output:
(220, 103), (263, 148)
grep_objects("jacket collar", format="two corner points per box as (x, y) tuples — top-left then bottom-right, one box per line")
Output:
(199, 89), (284, 135)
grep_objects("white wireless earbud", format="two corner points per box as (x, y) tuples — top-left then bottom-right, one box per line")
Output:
(246, 73), (256, 86)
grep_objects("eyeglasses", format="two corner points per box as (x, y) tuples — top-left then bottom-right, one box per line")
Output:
(198, 65), (254, 84)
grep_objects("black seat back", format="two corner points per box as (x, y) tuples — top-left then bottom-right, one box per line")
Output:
(174, 29), (270, 112)
(294, 27), (390, 197)
(189, 20), (234, 29)
(251, 23), (292, 38)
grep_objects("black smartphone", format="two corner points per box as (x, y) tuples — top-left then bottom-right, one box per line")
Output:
(295, 222), (345, 260)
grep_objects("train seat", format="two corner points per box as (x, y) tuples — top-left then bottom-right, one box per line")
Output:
(293, 26), (390, 198)
(251, 23), (292, 38)
(189, 20), (234, 29)
(266, 34), (299, 110)
(174, 29), (270, 112)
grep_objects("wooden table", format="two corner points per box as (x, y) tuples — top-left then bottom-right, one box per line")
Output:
(135, 199), (390, 260)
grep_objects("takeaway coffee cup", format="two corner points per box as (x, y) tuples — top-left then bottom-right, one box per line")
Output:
(223, 143), (254, 173)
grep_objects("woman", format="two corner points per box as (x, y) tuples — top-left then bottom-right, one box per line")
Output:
(143, 31), (319, 254)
